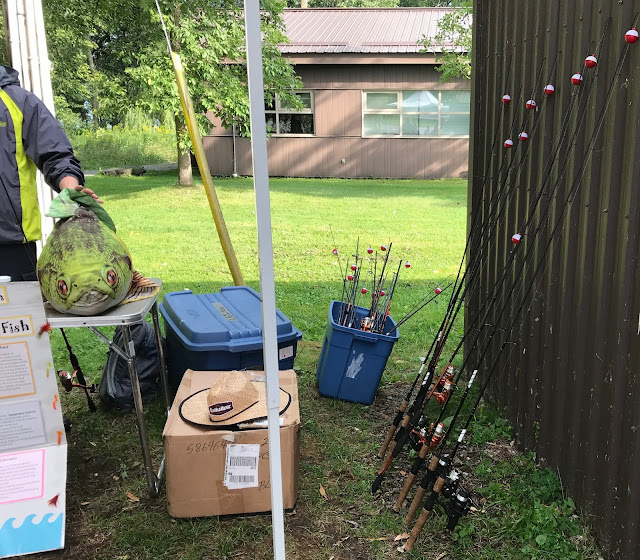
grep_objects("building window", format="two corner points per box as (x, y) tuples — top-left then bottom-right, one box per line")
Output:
(362, 90), (470, 137)
(265, 91), (314, 135)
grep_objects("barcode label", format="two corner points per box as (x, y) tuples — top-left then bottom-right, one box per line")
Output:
(224, 444), (260, 490)
(229, 456), (257, 468)
(228, 475), (256, 484)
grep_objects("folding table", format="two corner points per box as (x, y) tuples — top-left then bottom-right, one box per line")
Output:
(45, 279), (170, 497)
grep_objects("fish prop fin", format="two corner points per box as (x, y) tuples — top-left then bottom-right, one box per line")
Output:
(119, 271), (160, 305)
(47, 189), (117, 233)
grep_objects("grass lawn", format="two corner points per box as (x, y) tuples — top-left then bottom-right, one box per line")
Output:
(41, 173), (602, 560)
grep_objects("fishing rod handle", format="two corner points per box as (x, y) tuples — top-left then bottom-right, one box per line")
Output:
(405, 507), (432, 552)
(393, 473), (416, 512)
(406, 476), (446, 549)
(404, 485), (426, 525)
(379, 412), (411, 470)
(393, 445), (430, 511)
(377, 400), (408, 458)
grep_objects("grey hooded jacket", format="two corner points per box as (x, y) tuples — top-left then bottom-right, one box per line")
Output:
(0, 65), (84, 243)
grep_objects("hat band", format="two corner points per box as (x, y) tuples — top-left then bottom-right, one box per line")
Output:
(209, 401), (234, 418)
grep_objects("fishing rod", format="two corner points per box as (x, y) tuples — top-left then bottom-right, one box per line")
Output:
(370, 259), (403, 333)
(372, 82), (544, 479)
(373, 46), (603, 493)
(372, 65), (537, 462)
(403, 27), (631, 550)
(374, 60), (537, 466)
(384, 280), (452, 336)
(395, 47), (604, 512)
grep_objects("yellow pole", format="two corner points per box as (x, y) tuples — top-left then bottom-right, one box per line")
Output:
(171, 52), (245, 286)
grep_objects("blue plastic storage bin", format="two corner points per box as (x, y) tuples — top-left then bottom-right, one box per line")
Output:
(316, 301), (399, 405)
(160, 286), (302, 386)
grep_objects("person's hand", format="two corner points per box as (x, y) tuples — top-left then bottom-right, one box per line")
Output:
(59, 176), (103, 203)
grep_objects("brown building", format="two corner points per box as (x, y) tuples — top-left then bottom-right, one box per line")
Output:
(203, 8), (470, 179)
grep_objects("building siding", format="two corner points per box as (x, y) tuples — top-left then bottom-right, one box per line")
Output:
(468, 1), (640, 558)
(204, 64), (470, 179)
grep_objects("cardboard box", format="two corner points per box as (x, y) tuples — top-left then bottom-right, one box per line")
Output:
(163, 369), (300, 518)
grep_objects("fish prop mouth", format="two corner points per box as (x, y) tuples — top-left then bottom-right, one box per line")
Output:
(70, 290), (111, 313)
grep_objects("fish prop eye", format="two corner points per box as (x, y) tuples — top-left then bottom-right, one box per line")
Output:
(57, 279), (69, 297)
(105, 268), (118, 287)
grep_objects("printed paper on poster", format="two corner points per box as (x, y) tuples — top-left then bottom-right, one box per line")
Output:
(0, 342), (35, 398)
(0, 449), (45, 504)
(0, 401), (46, 452)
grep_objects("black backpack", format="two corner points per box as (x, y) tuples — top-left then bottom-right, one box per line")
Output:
(98, 322), (162, 410)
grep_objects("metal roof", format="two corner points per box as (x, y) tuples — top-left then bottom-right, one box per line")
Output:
(280, 8), (460, 54)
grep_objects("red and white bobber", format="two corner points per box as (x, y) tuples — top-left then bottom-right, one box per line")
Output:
(367, 246), (373, 254)
(526, 99), (537, 110)
(544, 84), (555, 96)
(405, 261), (411, 268)
(585, 55), (597, 68)
(518, 131), (528, 142)
(502, 94), (511, 104)
(380, 290), (386, 296)
(380, 244), (387, 252)
(625, 28), (639, 44)
(347, 274), (354, 281)
(571, 73), (583, 85)
(361, 288), (368, 294)
(512, 232), (522, 245)
(332, 248), (339, 255)
(350, 264), (357, 271)
(504, 138), (514, 149)
(435, 287), (443, 295)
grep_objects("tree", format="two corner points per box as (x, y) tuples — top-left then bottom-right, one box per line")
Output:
(40, 0), (300, 186)
(127, 0), (301, 185)
(418, 0), (472, 81)
(0, 1), (8, 66)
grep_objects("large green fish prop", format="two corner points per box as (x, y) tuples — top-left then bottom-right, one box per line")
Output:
(37, 189), (158, 316)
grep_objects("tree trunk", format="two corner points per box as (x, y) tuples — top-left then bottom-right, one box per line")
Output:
(175, 115), (193, 186)
(86, 45), (100, 127)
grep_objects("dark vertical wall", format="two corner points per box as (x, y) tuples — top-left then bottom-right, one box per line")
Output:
(469, 1), (640, 558)
(204, 64), (470, 179)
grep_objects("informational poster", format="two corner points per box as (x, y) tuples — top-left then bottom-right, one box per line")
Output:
(0, 282), (67, 558)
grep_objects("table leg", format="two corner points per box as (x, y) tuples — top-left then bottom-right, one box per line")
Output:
(151, 302), (172, 412)
(121, 325), (160, 497)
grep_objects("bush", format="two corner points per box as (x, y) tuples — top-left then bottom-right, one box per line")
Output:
(68, 109), (176, 170)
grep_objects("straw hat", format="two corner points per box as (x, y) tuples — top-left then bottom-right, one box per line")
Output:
(179, 371), (291, 428)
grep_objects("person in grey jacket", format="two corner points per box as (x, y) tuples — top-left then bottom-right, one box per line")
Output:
(0, 64), (100, 281)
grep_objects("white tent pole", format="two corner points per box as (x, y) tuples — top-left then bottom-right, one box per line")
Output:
(14, 0), (30, 91)
(5, 0), (22, 73)
(5, 0), (56, 246)
(243, 2), (286, 560)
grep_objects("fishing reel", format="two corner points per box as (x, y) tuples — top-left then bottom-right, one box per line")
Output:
(409, 427), (428, 452)
(432, 365), (455, 405)
(360, 316), (373, 332)
(444, 486), (471, 531)
(58, 369), (97, 412)
(442, 469), (461, 500)
(429, 422), (446, 450)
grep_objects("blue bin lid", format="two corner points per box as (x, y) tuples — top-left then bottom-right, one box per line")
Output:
(159, 286), (302, 352)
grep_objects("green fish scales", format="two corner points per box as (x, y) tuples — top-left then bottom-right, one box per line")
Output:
(38, 207), (133, 316)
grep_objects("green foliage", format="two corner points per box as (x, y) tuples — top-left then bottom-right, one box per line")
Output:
(419, 0), (472, 81)
(0, 0), (7, 66)
(69, 110), (175, 170)
(470, 454), (588, 560)
(470, 405), (514, 445)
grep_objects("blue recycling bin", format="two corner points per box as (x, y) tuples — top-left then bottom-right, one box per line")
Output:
(160, 286), (302, 386)
(316, 301), (399, 405)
